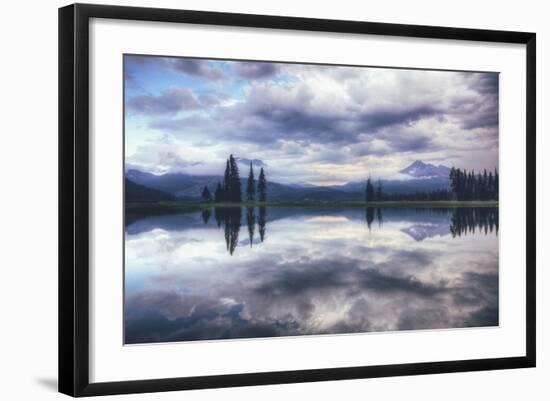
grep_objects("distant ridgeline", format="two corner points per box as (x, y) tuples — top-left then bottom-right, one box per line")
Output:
(124, 159), (499, 203)
(125, 178), (175, 202)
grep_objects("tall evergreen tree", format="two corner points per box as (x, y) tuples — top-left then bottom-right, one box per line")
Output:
(487, 171), (495, 199)
(482, 170), (489, 200)
(214, 182), (223, 203)
(375, 179), (383, 201)
(456, 170), (462, 200)
(223, 160), (231, 201)
(494, 168), (499, 200)
(201, 185), (211, 202)
(228, 154), (242, 202)
(257, 167), (267, 202)
(477, 173), (483, 201)
(450, 167), (458, 200)
(246, 162), (256, 201)
(365, 176), (375, 202)
(464, 172), (468, 201)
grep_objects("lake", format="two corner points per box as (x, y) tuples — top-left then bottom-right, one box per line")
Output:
(124, 206), (499, 344)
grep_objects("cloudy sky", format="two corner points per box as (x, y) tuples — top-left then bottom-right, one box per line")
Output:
(124, 55), (499, 186)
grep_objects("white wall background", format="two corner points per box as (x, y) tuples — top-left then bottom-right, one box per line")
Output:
(0, 0), (547, 399)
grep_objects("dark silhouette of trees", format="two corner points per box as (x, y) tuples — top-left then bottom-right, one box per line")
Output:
(223, 160), (231, 201)
(366, 207), (375, 230)
(214, 206), (223, 227)
(209, 156), (270, 203)
(246, 207), (255, 246)
(365, 207), (383, 229)
(229, 155), (242, 202)
(494, 168), (499, 200)
(449, 167), (499, 201)
(365, 176), (375, 202)
(201, 208), (211, 224)
(214, 182), (223, 202)
(213, 207), (242, 255)
(257, 168), (267, 202)
(375, 179), (384, 201)
(210, 206), (269, 254)
(385, 189), (451, 201)
(201, 186), (212, 202)
(360, 207), (498, 237)
(246, 162), (256, 201)
(376, 207), (383, 227)
(258, 206), (266, 241)
(450, 207), (498, 237)
(214, 155), (247, 203)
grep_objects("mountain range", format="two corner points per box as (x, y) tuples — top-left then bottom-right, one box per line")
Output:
(125, 178), (175, 202)
(125, 160), (451, 202)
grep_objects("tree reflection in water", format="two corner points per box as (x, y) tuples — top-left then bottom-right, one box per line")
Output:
(449, 207), (498, 237)
(246, 207), (255, 247)
(366, 207), (375, 230)
(200, 206), (497, 255)
(258, 206), (266, 243)
(201, 207), (268, 255)
(201, 208), (211, 224)
(214, 207), (223, 228)
(376, 207), (383, 228)
(364, 207), (498, 240)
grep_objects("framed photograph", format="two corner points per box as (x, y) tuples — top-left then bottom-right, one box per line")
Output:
(59, 3), (536, 397)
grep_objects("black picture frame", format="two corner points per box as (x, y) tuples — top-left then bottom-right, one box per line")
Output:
(59, 3), (536, 397)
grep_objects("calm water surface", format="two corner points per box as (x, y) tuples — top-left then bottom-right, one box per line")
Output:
(124, 207), (498, 344)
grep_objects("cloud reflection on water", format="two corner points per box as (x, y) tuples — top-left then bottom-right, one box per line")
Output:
(124, 207), (498, 344)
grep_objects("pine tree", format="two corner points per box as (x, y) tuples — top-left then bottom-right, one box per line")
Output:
(477, 173), (483, 200)
(229, 154), (242, 202)
(366, 176), (375, 202)
(375, 179), (383, 201)
(450, 167), (458, 200)
(456, 169), (462, 200)
(494, 168), (499, 200)
(257, 167), (267, 202)
(464, 172), (468, 200)
(201, 185), (211, 202)
(246, 162), (256, 201)
(482, 169), (488, 200)
(214, 182), (223, 202)
(223, 160), (231, 201)
(488, 172), (494, 200)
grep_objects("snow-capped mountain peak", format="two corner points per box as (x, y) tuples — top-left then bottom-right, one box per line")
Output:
(399, 160), (450, 179)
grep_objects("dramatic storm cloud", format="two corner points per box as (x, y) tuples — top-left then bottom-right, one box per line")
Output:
(124, 55), (499, 184)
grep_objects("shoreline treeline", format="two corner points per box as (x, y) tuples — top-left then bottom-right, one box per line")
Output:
(366, 167), (499, 202)
(449, 168), (499, 201)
